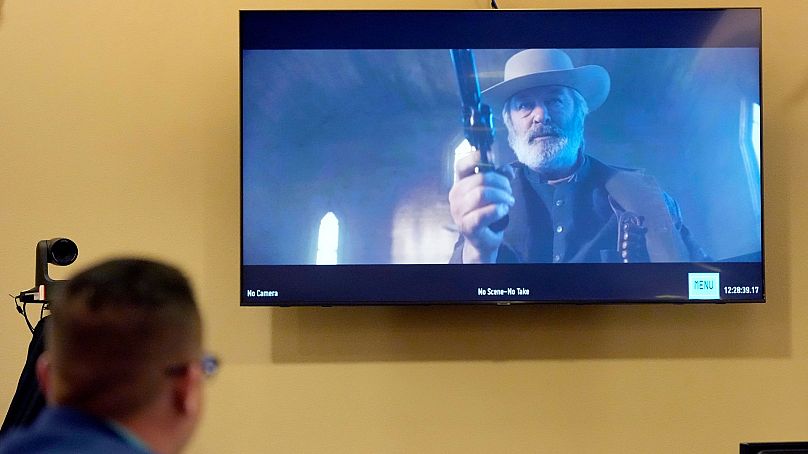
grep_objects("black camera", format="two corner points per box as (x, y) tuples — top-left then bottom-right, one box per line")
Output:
(21, 238), (79, 303)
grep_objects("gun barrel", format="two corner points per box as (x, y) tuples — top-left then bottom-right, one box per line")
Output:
(450, 49), (495, 161)
(450, 49), (482, 108)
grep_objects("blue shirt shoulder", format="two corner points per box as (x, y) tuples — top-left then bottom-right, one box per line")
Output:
(0, 406), (152, 454)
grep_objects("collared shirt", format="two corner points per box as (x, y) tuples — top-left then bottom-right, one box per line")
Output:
(514, 154), (617, 262)
(107, 419), (153, 453)
(0, 406), (153, 454)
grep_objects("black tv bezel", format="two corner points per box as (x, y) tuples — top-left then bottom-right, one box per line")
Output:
(239, 8), (764, 307)
(740, 441), (808, 454)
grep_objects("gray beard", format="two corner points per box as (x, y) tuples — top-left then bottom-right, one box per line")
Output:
(508, 125), (584, 175)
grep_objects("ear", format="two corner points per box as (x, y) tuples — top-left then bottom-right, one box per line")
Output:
(35, 351), (51, 399)
(171, 365), (202, 416)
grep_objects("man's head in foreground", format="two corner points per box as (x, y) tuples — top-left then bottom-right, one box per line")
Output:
(39, 258), (208, 454)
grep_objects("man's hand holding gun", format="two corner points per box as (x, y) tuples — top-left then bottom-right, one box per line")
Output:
(448, 49), (514, 263)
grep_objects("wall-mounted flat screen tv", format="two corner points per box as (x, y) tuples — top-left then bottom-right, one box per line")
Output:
(241, 8), (763, 306)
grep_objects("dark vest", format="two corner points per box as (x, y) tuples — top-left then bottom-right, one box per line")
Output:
(451, 155), (689, 263)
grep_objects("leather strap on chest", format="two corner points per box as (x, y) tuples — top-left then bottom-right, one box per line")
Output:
(604, 171), (689, 262)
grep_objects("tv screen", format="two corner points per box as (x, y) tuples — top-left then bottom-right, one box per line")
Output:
(240, 9), (763, 306)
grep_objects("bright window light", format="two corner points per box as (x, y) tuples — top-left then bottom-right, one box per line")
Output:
(316, 212), (339, 265)
(751, 102), (760, 171)
(739, 99), (762, 218)
(453, 139), (473, 182)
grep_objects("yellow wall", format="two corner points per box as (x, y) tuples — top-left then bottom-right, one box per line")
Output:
(1, 1), (807, 453)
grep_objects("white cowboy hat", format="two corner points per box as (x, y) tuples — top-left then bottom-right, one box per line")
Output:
(482, 49), (610, 113)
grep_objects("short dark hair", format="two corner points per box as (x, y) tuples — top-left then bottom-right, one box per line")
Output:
(46, 258), (201, 419)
